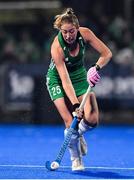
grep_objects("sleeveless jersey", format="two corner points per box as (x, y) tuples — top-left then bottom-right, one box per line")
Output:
(46, 31), (89, 100)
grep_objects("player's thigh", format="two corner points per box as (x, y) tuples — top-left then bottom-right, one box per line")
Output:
(54, 98), (72, 127)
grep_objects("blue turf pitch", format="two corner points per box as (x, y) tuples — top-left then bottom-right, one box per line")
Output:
(0, 124), (134, 179)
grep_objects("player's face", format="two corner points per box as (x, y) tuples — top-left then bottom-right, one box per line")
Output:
(60, 23), (78, 44)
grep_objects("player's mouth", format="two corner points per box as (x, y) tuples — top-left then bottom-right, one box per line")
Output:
(65, 37), (74, 44)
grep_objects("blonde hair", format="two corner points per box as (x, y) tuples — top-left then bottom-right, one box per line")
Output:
(53, 8), (79, 30)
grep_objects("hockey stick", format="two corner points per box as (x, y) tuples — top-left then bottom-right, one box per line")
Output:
(45, 86), (92, 171)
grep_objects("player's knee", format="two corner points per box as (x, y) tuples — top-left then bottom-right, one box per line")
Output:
(85, 111), (99, 125)
(78, 119), (98, 135)
(64, 118), (72, 128)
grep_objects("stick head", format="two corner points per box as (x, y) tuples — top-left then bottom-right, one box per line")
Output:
(46, 161), (60, 171)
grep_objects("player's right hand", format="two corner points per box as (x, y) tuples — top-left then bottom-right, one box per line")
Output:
(72, 103), (84, 120)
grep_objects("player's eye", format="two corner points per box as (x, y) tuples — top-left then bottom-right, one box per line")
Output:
(61, 28), (75, 34)
(69, 29), (75, 34)
(63, 30), (67, 34)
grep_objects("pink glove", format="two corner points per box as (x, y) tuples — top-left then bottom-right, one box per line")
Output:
(87, 66), (100, 87)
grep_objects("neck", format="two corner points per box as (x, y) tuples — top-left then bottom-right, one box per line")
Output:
(66, 41), (77, 52)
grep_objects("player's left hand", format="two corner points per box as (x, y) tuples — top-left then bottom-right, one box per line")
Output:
(87, 65), (100, 87)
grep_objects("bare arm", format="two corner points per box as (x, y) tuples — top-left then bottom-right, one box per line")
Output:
(80, 27), (112, 68)
(51, 37), (79, 105)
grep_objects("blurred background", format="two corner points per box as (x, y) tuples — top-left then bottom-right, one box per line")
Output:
(0, 0), (134, 125)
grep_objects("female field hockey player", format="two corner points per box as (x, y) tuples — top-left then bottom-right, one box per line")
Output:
(46, 8), (112, 171)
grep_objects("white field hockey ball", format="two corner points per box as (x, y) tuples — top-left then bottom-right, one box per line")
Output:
(51, 161), (59, 169)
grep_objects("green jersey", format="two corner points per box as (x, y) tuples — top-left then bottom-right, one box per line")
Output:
(46, 31), (89, 101)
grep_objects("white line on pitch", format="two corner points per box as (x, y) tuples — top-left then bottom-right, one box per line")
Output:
(0, 164), (45, 168)
(0, 164), (134, 170)
(61, 165), (134, 170)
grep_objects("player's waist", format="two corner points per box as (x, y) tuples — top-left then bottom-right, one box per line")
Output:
(67, 64), (84, 72)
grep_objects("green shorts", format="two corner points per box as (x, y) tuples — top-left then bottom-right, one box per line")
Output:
(46, 66), (91, 101)
(46, 76), (89, 101)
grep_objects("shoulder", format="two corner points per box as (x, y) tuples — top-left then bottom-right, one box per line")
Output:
(79, 27), (95, 42)
(51, 36), (64, 60)
(51, 36), (63, 54)
(51, 36), (60, 50)
(79, 27), (93, 35)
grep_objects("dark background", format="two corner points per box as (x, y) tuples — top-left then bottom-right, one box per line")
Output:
(0, 0), (134, 125)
